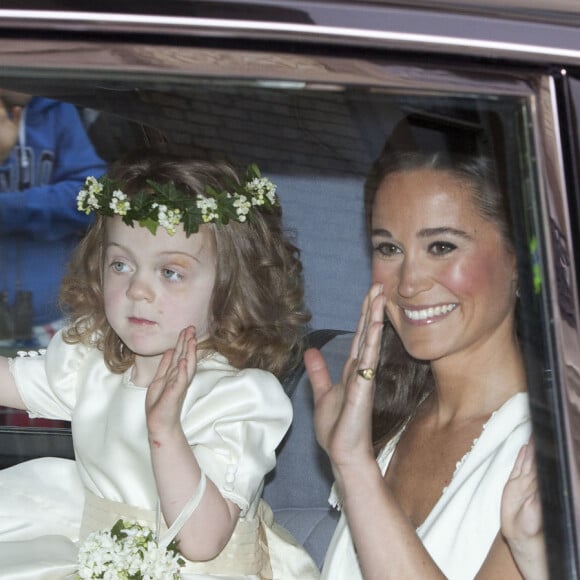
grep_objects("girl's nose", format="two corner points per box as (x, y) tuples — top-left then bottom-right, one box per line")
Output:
(126, 275), (154, 302)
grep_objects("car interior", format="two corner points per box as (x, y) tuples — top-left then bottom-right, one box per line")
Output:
(0, 23), (577, 573)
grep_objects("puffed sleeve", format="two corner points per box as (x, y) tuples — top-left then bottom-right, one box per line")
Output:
(9, 330), (87, 420)
(180, 356), (292, 516)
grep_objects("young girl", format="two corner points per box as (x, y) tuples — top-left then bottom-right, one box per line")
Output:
(0, 150), (319, 579)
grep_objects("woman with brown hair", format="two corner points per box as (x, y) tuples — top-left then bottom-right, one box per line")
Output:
(307, 150), (531, 579)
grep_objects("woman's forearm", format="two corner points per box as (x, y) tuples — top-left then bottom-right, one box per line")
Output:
(335, 458), (446, 580)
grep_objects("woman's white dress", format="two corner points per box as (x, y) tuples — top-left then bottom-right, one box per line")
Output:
(322, 392), (531, 580)
(0, 330), (319, 579)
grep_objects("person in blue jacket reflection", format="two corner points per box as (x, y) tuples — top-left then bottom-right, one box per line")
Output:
(0, 89), (107, 347)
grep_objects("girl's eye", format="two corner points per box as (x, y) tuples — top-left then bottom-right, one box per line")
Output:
(111, 261), (129, 273)
(372, 242), (401, 257)
(429, 241), (457, 255)
(162, 268), (183, 282)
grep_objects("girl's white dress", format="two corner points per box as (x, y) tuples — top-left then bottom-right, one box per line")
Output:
(0, 330), (319, 579)
(322, 392), (531, 580)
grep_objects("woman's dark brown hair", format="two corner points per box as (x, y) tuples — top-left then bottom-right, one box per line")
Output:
(60, 150), (310, 378)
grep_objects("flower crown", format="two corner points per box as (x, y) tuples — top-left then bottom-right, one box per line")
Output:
(77, 163), (279, 236)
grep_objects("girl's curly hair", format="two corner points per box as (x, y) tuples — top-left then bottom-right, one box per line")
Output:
(60, 150), (310, 378)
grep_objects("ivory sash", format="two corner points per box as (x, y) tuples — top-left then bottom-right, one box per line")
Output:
(80, 489), (271, 576)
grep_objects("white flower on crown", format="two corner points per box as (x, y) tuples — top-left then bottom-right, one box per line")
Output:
(109, 190), (131, 216)
(233, 194), (251, 222)
(152, 203), (182, 236)
(196, 195), (219, 223)
(246, 177), (277, 206)
(78, 176), (104, 213)
(86, 176), (104, 195)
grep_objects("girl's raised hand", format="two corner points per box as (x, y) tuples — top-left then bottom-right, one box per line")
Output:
(305, 283), (384, 471)
(146, 326), (197, 438)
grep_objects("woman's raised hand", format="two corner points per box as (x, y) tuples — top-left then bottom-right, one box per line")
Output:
(146, 326), (197, 437)
(501, 440), (548, 580)
(305, 283), (385, 470)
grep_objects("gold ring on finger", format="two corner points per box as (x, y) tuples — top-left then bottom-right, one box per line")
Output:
(357, 368), (375, 381)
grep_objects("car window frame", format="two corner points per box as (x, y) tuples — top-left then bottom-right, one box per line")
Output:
(0, 19), (578, 576)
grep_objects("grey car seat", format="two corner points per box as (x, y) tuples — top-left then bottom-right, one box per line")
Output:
(263, 329), (352, 569)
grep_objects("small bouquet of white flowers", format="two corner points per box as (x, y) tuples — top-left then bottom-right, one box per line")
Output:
(76, 518), (184, 580)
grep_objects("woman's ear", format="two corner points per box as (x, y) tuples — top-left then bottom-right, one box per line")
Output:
(511, 268), (520, 299)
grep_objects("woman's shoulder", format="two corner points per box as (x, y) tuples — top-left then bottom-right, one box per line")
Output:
(464, 392), (531, 474)
(489, 391), (530, 431)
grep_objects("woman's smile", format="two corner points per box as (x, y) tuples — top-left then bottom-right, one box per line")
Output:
(402, 303), (458, 324)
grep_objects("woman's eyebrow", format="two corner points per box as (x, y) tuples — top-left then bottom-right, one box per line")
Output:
(371, 227), (471, 240)
(371, 228), (393, 238)
(418, 226), (472, 240)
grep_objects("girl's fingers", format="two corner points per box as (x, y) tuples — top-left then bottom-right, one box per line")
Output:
(178, 327), (197, 382)
(153, 348), (174, 384)
(150, 327), (197, 391)
(167, 327), (196, 376)
(171, 328), (187, 367)
(147, 349), (175, 408)
(173, 327), (197, 391)
(174, 357), (190, 394)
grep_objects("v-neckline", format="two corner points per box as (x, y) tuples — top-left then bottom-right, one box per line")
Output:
(379, 403), (499, 532)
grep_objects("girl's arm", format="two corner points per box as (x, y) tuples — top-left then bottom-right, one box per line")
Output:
(0, 357), (26, 409)
(146, 327), (239, 562)
(305, 283), (523, 579)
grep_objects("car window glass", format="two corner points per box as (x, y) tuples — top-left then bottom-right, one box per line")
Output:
(0, 72), (539, 390)
(0, 60), (563, 576)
